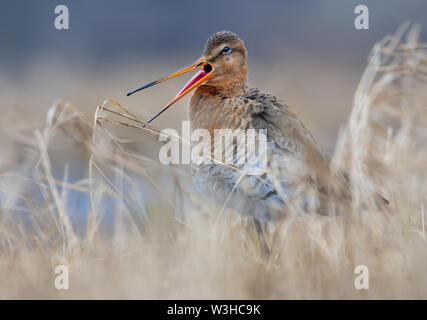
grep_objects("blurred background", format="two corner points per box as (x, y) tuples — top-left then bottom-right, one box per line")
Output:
(1, 0), (426, 150)
(1, 0), (427, 299)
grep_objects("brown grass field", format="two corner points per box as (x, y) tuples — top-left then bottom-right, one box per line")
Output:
(0, 25), (426, 299)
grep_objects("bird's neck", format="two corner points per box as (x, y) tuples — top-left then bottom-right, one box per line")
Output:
(215, 72), (247, 96)
(204, 65), (248, 96)
(215, 83), (246, 96)
(189, 84), (250, 134)
(202, 79), (246, 97)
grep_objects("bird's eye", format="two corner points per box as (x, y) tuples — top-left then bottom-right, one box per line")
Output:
(221, 46), (231, 54)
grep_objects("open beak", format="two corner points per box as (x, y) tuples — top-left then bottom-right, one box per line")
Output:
(126, 56), (214, 124)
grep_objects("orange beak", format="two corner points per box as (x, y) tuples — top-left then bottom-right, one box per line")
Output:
(126, 56), (214, 124)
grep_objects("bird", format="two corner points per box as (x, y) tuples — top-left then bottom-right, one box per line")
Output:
(127, 31), (334, 254)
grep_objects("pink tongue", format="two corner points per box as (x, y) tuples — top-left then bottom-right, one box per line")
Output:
(175, 70), (208, 97)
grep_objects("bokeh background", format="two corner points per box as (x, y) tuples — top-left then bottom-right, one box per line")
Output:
(1, 0), (426, 151)
(1, 0), (427, 299)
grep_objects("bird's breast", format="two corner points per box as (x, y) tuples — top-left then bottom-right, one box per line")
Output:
(189, 86), (252, 135)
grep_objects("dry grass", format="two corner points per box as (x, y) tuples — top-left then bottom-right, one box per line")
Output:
(0, 25), (427, 299)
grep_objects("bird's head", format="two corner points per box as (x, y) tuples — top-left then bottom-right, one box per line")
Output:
(202, 31), (248, 89)
(126, 31), (247, 124)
